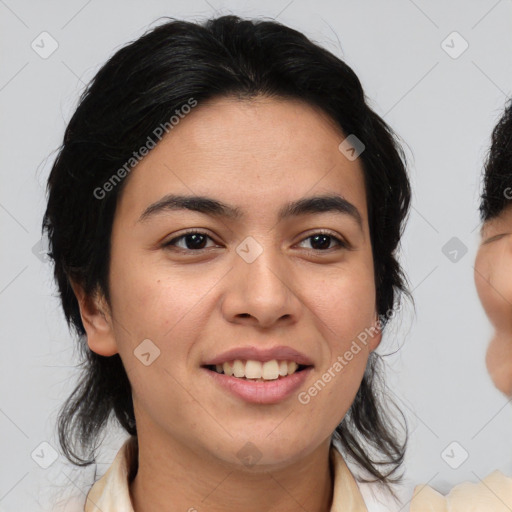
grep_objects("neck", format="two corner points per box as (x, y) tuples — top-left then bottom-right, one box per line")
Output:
(129, 427), (334, 512)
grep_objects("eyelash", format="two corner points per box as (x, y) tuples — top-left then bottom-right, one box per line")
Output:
(162, 229), (350, 253)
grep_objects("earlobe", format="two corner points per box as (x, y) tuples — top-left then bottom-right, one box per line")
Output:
(69, 279), (119, 357)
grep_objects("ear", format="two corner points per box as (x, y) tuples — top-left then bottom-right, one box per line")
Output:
(368, 312), (383, 352)
(69, 279), (119, 357)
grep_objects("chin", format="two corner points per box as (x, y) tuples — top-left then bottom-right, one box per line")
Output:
(212, 431), (322, 471)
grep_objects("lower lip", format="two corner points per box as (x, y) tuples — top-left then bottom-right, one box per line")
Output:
(203, 367), (313, 404)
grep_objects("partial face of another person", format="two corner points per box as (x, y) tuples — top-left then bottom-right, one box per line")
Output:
(475, 205), (512, 396)
(78, 96), (382, 470)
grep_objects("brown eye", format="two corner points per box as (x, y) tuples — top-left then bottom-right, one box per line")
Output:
(163, 232), (216, 251)
(298, 232), (348, 251)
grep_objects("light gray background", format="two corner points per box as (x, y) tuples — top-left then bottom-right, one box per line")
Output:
(1, 0), (512, 510)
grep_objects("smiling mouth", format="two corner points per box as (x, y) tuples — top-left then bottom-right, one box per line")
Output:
(203, 359), (311, 381)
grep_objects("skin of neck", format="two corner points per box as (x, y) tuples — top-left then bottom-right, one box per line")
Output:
(129, 416), (335, 512)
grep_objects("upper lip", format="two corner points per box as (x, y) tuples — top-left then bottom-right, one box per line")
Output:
(202, 345), (314, 366)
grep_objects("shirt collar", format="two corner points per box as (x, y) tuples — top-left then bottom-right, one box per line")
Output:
(84, 436), (368, 511)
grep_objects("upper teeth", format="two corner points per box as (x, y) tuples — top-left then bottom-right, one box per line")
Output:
(215, 360), (300, 380)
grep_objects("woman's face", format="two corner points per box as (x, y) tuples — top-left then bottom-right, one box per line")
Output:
(475, 205), (512, 396)
(87, 96), (381, 469)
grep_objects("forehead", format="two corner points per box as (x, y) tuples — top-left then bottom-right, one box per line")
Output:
(179, 95), (345, 149)
(115, 95), (369, 226)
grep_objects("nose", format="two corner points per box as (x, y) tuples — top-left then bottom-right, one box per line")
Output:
(220, 243), (302, 329)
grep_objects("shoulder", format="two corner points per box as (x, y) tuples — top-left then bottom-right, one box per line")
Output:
(333, 443), (414, 511)
(356, 481), (404, 512)
(410, 471), (512, 511)
(84, 435), (137, 511)
(355, 476), (419, 512)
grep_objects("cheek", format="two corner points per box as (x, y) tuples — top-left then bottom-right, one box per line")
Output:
(308, 260), (377, 343)
(297, 348), (369, 442)
(106, 262), (217, 408)
(298, 261), (376, 410)
(476, 244), (512, 396)
(108, 263), (215, 427)
(108, 255), (214, 341)
(475, 246), (512, 330)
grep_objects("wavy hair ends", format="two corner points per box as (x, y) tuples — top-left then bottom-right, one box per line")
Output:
(43, 14), (410, 486)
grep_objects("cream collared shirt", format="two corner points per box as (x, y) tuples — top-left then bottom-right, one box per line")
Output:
(83, 436), (373, 511)
(410, 472), (512, 511)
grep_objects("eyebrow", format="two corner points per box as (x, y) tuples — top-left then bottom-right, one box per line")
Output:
(137, 193), (363, 228)
(482, 232), (510, 245)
